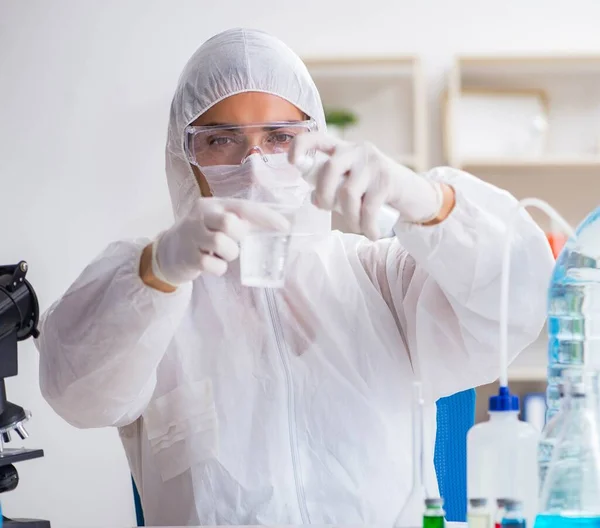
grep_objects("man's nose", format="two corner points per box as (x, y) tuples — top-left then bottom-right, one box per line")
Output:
(240, 145), (268, 164)
(246, 145), (263, 157)
(240, 131), (268, 160)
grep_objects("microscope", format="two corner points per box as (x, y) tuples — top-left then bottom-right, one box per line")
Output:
(0, 262), (50, 528)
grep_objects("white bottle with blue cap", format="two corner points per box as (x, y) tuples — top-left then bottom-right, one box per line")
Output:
(467, 386), (539, 528)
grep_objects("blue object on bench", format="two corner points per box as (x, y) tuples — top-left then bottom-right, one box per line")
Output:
(132, 476), (145, 527)
(434, 388), (477, 522)
(131, 387), (477, 525)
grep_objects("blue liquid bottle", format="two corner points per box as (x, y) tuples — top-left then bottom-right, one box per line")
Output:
(535, 517), (600, 528)
(501, 499), (525, 527)
(547, 207), (600, 421)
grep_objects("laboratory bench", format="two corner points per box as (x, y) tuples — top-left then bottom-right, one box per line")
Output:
(55, 524), (467, 528)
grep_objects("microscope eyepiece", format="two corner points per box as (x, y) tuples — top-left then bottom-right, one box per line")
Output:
(0, 261), (40, 342)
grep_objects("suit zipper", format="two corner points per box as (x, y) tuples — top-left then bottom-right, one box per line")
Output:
(265, 288), (310, 524)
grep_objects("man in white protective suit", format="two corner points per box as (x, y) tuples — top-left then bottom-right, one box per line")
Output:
(35, 27), (554, 526)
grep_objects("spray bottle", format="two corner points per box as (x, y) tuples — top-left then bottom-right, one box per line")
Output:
(466, 199), (575, 528)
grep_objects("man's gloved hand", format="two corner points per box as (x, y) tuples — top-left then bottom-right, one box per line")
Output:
(289, 132), (446, 240)
(152, 198), (290, 287)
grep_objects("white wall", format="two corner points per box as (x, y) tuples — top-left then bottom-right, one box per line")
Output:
(1, 1), (599, 526)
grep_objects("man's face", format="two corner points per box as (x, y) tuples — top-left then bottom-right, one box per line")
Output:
(190, 92), (305, 197)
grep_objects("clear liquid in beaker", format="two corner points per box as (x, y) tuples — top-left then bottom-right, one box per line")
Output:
(240, 232), (291, 288)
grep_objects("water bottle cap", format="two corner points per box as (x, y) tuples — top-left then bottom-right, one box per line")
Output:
(469, 498), (488, 508)
(488, 386), (519, 411)
(425, 497), (444, 508)
(503, 499), (522, 511)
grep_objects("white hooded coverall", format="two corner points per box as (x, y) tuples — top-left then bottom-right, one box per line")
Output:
(35, 28), (554, 526)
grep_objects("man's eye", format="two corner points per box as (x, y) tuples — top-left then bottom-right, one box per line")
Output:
(208, 136), (235, 146)
(269, 132), (296, 144)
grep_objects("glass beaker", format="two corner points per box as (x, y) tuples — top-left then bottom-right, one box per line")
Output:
(535, 371), (600, 528)
(393, 381), (427, 528)
(239, 203), (297, 288)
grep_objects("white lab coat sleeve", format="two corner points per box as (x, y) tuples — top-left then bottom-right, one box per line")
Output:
(35, 239), (192, 429)
(370, 167), (553, 402)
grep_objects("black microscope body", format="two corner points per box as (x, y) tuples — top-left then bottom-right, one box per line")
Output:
(0, 262), (50, 528)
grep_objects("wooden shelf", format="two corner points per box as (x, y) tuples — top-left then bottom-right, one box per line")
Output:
(305, 57), (416, 79)
(507, 331), (548, 382)
(458, 54), (600, 76)
(306, 67), (414, 80)
(459, 157), (600, 171)
(303, 55), (428, 189)
(508, 366), (547, 382)
(304, 56), (419, 75)
(444, 55), (600, 186)
(304, 56), (418, 65)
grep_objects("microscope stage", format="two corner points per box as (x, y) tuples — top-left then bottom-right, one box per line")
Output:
(0, 448), (44, 466)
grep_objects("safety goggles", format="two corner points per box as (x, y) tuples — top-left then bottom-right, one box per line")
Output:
(184, 119), (317, 167)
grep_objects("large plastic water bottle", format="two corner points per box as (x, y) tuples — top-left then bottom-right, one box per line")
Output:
(547, 207), (600, 420)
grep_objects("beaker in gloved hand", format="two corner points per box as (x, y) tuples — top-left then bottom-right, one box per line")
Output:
(535, 370), (600, 528)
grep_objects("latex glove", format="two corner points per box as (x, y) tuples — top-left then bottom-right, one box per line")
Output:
(289, 132), (444, 240)
(152, 198), (291, 286)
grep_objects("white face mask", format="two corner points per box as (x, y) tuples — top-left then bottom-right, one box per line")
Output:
(200, 153), (331, 234)
(200, 153), (308, 204)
